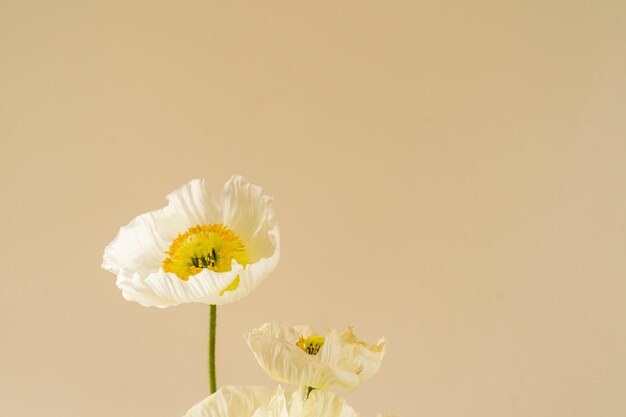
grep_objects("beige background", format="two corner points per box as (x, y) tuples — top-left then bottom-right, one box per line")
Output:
(1, 1), (626, 416)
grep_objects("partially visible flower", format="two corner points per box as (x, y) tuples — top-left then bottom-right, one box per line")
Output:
(183, 385), (362, 417)
(102, 176), (279, 307)
(244, 322), (386, 391)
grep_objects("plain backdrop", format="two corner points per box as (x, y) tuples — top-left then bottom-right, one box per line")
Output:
(1, 1), (625, 416)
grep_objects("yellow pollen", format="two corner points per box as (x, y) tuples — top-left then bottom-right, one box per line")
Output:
(296, 335), (325, 355)
(163, 224), (249, 281)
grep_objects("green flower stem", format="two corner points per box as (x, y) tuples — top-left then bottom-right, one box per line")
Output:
(209, 304), (217, 394)
(306, 386), (315, 399)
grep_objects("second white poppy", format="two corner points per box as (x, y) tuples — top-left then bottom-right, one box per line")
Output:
(245, 322), (386, 391)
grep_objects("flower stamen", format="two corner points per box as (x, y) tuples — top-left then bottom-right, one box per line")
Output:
(163, 224), (249, 281)
(296, 335), (325, 355)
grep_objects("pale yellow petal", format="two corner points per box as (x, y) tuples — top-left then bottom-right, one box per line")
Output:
(302, 390), (361, 417)
(183, 386), (274, 417)
(319, 327), (387, 389)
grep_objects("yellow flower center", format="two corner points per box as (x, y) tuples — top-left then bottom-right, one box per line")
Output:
(296, 335), (325, 355)
(163, 224), (249, 281)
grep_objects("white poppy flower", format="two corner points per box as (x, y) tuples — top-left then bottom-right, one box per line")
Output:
(244, 322), (386, 391)
(183, 385), (362, 417)
(102, 175), (279, 308)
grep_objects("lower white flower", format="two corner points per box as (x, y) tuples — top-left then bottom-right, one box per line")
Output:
(183, 385), (360, 417)
(244, 322), (386, 391)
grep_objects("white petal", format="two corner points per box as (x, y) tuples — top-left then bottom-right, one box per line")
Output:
(102, 179), (220, 278)
(221, 175), (278, 262)
(183, 386), (274, 417)
(102, 210), (170, 277)
(263, 386), (291, 417)
(289, 325), (318, 341)
(302, 390), (361, 417)
(165, 178), (220, 228)
(286, 388), (306, 416)
(116, 265), (244, 308)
